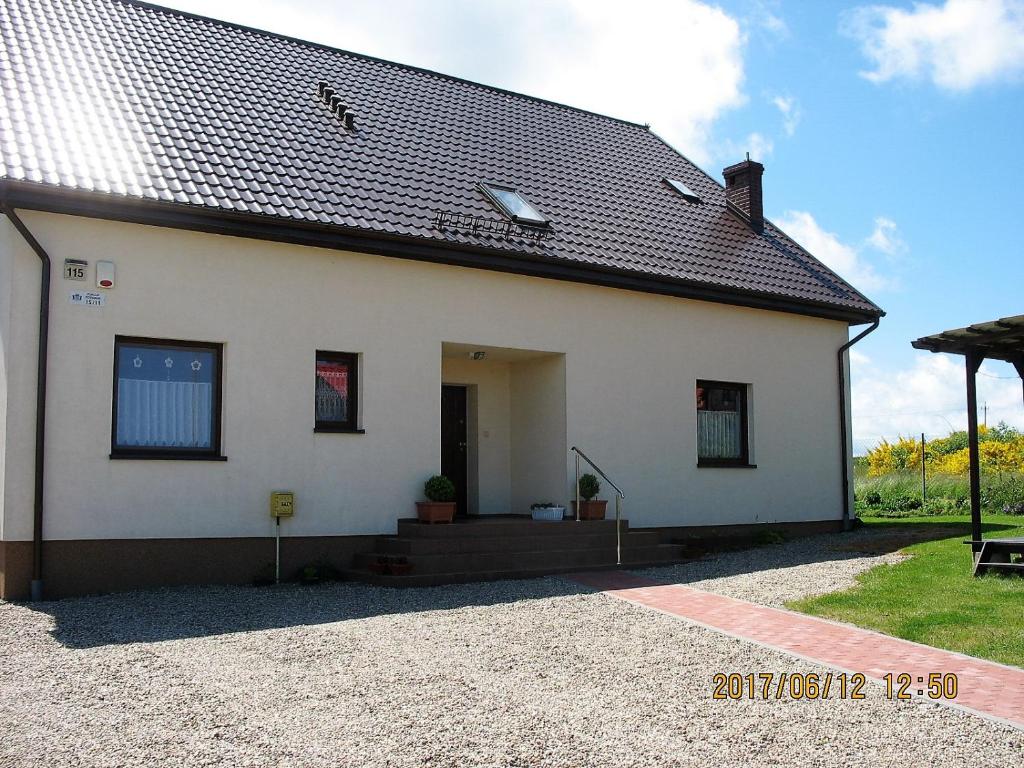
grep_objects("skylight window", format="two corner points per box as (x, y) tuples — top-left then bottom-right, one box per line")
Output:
(665, 178), (701, 205)
(480, 183), (548, 227)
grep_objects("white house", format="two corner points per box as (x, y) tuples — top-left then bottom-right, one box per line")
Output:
(0, 0), (883, 599)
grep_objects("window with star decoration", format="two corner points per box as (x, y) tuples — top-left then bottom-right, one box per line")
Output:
(111, 337), (223, 459)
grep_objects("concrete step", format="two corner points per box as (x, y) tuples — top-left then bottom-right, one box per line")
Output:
(354, 542), (683, 576)
(377, 529), (662, 556)
(395, 516), (630, 539)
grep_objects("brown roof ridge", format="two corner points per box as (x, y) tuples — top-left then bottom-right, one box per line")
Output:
(117, 0), (653, 132)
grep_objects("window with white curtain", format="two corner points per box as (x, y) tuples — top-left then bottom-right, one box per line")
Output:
(696, 380), (751, 467)
(112, 337), (222, 458)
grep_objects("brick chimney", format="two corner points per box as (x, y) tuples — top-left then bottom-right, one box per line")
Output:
(723, 158), (764, 233)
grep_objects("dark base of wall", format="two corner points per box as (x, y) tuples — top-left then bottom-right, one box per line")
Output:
(0, 519), (843, 601)
(0, 536), (377, 601)
(648, 518), (844, 545)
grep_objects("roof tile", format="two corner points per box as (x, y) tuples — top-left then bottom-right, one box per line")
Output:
(0, 0), (881, 318)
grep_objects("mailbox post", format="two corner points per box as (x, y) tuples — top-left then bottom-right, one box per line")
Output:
(269, 491), (294, 584)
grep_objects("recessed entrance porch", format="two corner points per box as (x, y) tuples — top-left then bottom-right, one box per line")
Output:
(439, 342), (567, 518)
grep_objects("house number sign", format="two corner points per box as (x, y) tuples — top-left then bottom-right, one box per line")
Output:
(69, 290), (105, 307)
(63, 259), (87, 281)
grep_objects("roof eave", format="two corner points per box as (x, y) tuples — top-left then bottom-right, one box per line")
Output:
(0, 180), (884, 325)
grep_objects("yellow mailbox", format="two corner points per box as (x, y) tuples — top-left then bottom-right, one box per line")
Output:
(270, 491), (294, 518)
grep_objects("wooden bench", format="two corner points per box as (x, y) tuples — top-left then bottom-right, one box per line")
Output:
(964, 538), (1024, 576)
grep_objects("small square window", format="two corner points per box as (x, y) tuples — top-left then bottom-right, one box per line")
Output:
(111, 337), (223, 459)
(696, 380), (751, 467)
(480, 182), (548, 226)
(315, 352), (360, 432)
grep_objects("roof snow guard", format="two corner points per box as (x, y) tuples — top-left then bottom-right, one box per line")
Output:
(434, 211), (553, 242)
(0, 0), (884, 324)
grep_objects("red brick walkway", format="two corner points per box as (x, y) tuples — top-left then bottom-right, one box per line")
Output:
(570, 571), (1024, 729)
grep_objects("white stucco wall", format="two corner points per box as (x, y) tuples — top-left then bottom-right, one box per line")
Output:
(0, 211), (854, 542)
(511, 355), (566, 514)
(0, 217), (17, 541)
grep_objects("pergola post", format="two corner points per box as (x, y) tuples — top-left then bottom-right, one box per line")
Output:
(965, 351), (983, 554)
(912, 315), (1024, 572)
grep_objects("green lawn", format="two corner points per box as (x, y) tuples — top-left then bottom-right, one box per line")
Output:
(789, 515), (1024, 668)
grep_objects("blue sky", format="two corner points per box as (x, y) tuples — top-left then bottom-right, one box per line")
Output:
(157, 0), (1024, 452)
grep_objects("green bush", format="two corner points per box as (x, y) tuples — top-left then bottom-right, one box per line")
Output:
(753, 529), (787, 545)
(889, 494), (923, 512)
(296, 561), (341, 584)
(856, 470), (1022, 514)
(578, 473), (600, 501)
(983, 476), (1024, 512)
(923, 497), (959, 515)
(424, 475), (456, 502)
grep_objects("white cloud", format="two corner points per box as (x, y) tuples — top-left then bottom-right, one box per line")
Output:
(851, 353), (1024, 452)
(532, 0), (747, 165)
(155, 0), (749, 165)
(718, 131), (774, 164)
(849, 348), (872, 367)
(771, 95), (801, 136)
(747, 0), (790, 38)
(844, 0), (1024, 90)
(758, 11), (789, 37)
(746, 131), (774, 159)
(865, 216), (907, 255)
(774, 210), (895, 293)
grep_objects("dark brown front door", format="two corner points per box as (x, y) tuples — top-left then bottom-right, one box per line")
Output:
(441, 385), (469, 517)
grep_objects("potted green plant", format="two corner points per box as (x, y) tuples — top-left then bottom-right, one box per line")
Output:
(417, 475), (456, 523)
(571, 473), (607, 520)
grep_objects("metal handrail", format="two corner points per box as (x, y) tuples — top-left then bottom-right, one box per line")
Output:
(571, 446), (625, 566)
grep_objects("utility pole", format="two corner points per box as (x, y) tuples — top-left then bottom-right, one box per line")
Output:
(983, 402), (988, 427)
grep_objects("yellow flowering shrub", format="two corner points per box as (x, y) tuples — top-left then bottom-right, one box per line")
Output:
(866, 436), (923, 476)
(866, 425), (1024, 477)
(930, 450), (971, 475)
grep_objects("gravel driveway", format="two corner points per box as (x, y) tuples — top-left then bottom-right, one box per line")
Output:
(636, 524), (916, 606)
(2, 532), (1021, 767)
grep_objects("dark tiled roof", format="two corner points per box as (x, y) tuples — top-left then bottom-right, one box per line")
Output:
(0, 0), (882, 321)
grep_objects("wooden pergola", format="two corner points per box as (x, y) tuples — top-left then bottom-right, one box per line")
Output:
(912, 314), (1024, 574)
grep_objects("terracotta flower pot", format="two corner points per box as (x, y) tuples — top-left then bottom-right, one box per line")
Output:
(571, 500), (608, 520)
(416, 501), (456, 524)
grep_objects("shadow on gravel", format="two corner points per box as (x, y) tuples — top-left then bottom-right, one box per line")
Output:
(33, 576), (591, 650)
(638, 519), (1017, 586)
(30, 520), (1015, 650)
